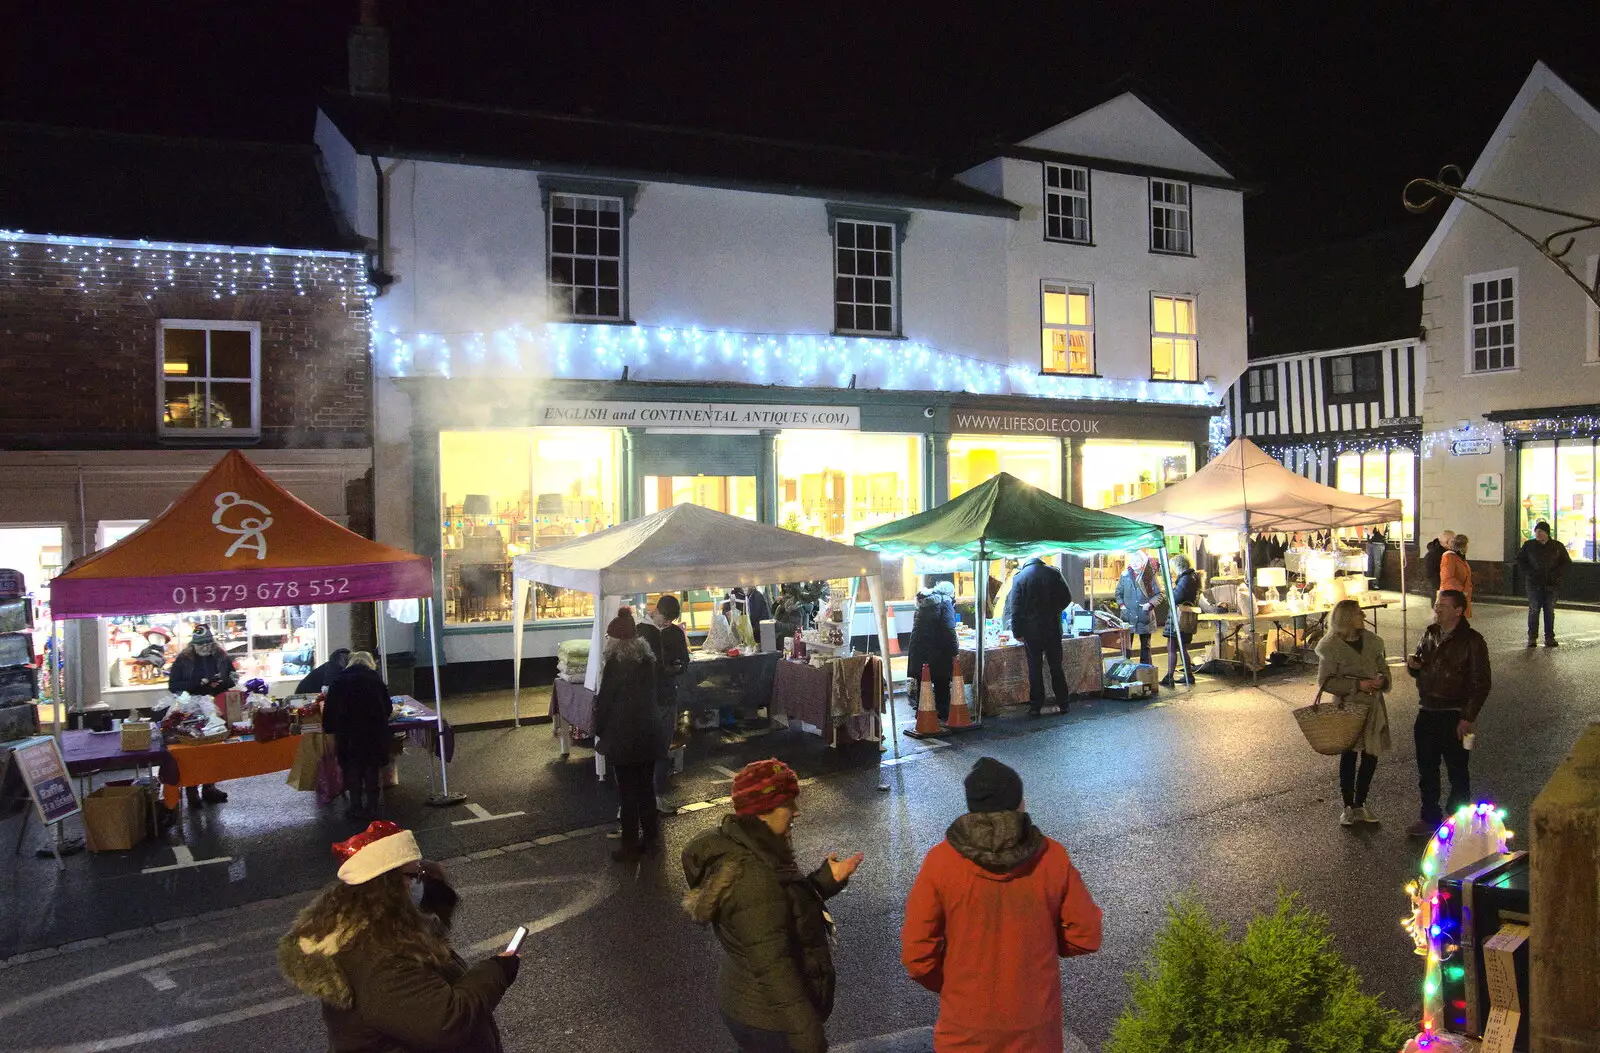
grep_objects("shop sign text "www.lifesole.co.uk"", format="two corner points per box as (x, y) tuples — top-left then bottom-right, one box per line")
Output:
(952, 410), (1103, 435)
(538, 401), (860, 430)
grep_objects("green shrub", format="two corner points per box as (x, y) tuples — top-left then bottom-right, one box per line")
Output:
(1109, 891), (1414, 1053)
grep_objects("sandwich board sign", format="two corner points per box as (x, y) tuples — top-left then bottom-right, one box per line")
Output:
(13, 735), (80, 826)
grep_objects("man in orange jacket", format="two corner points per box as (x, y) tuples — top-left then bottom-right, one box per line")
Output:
(900, 757), (1102, 1052)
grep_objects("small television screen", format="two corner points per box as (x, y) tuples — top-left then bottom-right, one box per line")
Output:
(1071, 612), (1094, 635)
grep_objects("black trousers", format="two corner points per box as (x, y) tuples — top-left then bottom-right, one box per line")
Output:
(1414, 708), (1470, 825)
(614, 761), (660, 849)
(1339, 750), (1378, 807)
(1022, 635), (1068, 711)
(911, 674), (951, 720)
(342, 763), (381, 814)
(1131, 633), (1152, 666)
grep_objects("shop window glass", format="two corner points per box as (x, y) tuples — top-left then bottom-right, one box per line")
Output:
(1554, 441), (1597, 562)
(92, 520), (317, 689)
(439, 428), (619, 624)
(0, 526), (64, 661)
(644, 476), (757, 519)
(775, 431), (922, 598)
(1333, 449), (1414, 541)
(1081, 440), (1193, 510)
(949, 436), (1061, 498)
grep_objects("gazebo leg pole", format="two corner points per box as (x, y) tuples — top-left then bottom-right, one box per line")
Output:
(424, 596), (464, 807)
(376, 601), (389, 684)
(973, 558), (988, 725)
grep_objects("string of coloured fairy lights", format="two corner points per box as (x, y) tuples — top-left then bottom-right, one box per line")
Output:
(1400, 801), (1512, 1052)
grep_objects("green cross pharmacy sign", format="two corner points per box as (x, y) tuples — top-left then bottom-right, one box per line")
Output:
(1476, 473), (1502, 506)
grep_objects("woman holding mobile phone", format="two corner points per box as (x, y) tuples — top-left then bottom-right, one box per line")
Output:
(278, 821), (520, 1052)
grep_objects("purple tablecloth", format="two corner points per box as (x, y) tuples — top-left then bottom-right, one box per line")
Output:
(551, 678), (595, 736)
(58, 696), (454, 780)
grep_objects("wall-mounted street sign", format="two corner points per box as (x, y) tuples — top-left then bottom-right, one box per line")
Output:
(1451, 439), (1494, 456)
(1376, 416), (1423, 428)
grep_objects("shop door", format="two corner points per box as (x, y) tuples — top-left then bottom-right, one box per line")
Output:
(636, 434), (761, 520)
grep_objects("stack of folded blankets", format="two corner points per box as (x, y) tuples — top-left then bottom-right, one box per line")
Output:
(556, 639), (590, 683)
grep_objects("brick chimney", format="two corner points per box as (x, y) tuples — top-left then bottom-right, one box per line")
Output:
(348, 0), (390, 98)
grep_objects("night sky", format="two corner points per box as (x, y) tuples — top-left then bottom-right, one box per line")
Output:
(6, 1), (1596, 257)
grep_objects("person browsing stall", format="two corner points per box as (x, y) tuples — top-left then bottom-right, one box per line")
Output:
(323, 652), (394, 823)
(1008, 557), (1075, 716)
(166, 624), (237, 806)
(637, 594), (691, 815)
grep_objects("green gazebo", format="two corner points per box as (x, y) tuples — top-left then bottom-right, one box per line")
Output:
(855, 472), (1174, 722)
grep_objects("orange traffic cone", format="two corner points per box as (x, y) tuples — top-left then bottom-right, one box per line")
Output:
(945, 667), (974, 728)
(913, 665), (946, 736)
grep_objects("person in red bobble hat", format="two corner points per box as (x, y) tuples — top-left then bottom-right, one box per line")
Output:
(901, 757), (1102, 1052)
(277, 821), (520, 1052)
(682, 758), (864, 1053)
(593, 606), (668, 861)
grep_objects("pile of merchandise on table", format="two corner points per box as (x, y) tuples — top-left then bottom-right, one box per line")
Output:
(556, 639), (590, 683)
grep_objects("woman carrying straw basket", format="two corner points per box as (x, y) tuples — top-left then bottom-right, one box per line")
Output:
(1314, 599), (1391, 827)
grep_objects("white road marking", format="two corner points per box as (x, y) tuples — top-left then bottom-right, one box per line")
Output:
(0, 874), (615, 1052)
(450, 801), (527, 826)
(710, 764), (740, 779)
(137, 970), (175, 993)
(140, 846), (232, 875)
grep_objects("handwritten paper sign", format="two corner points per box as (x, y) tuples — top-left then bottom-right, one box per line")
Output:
(13, 736), (80, 825)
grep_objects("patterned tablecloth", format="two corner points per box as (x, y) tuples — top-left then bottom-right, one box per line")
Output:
(956, 632), (1114, 708)
(550, 678), (596, 737)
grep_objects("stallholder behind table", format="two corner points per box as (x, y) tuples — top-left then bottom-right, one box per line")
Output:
(164, 624), (236, 807)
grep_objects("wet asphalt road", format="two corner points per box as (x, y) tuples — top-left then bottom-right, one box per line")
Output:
(2, 593), (1596, 1052)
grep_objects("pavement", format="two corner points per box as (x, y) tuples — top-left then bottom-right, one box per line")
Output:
(2, 592), (1597, 1052)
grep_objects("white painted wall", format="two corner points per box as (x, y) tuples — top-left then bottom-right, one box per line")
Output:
(1415, 86), (1600, 557)
(1020, 94), (1233, 178)
(992, 157), (1248, 391)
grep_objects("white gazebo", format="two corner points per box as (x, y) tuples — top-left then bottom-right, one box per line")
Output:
(1116, 438), (1409, 651)
(510, 502), (892, 723)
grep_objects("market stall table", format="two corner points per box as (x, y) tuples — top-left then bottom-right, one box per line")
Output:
(57, 698), (451, 808)
(1198, 600), (1390, 671)
(769, 655), (883, 746)
(956, 631), (1121, 708)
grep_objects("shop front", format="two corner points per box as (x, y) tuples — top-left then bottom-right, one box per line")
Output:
(1496, 407), (1600, 600)
(410, 381), (1217, 675)
(0, 451), (366, 712)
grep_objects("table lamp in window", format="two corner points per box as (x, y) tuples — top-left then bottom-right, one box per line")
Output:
(1255, 567), (1287, 608)
(463, 494), (492, 518)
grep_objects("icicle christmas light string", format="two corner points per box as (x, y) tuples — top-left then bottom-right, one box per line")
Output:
(2, 229), (369, 308)
(374, 320), (1225, 406)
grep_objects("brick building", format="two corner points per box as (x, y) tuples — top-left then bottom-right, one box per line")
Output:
(0, 122), (375, 710)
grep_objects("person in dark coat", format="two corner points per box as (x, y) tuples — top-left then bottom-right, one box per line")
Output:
(1007, 557), (1075, 716)
(166, 624), (237, 805)
(323, 652), (394, 822)
(1161, 553), (1200, 687)
(907, 583), (960, 721)
(681, 759), (863, 1053)
(638, 595), (691, 813)
(297, 648), (352, 694)
(732, 587), (773, 629)
(593, 608), (665, 861)
(1404, 589), (1491, 838)
(278, 821), (519, 1053)
(1517, 519), (1571, 647)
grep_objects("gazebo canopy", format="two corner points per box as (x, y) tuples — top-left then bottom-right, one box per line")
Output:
(853, 472), (1165, 561)
(1114, 438), (1404, 535)
(52, 450), (433, 618)
(512, 501), (882, 596)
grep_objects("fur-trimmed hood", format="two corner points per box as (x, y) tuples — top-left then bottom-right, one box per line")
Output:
(602, 635), (656, 665)
(277, 927), (356, 1008)
(945, 810), (1046, 876)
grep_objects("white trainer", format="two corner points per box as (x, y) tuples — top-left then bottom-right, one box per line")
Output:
(1340, 806), (1358, 826)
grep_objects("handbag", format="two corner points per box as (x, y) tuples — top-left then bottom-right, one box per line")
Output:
(1177, 607), (1199, 636)
(1292, 689), (1370, 756)
(315, 748), (345, 806)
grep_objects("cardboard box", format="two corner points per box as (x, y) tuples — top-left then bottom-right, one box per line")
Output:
(120, 720), (153, 752)
(83, 785), (149, 852)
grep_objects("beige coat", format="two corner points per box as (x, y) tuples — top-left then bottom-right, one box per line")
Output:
(1314, 629), (1392, 756)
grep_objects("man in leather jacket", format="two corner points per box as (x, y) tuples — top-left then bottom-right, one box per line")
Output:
(1404, 589), (1490, 837)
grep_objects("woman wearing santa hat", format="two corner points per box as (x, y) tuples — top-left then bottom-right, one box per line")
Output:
(278, 821), (520, 1052)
